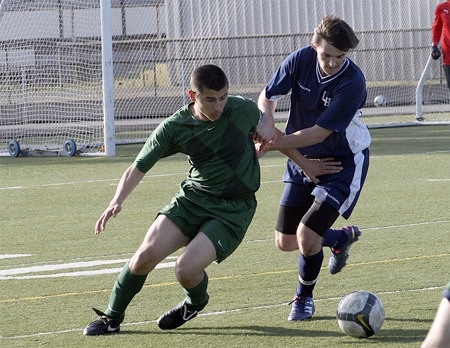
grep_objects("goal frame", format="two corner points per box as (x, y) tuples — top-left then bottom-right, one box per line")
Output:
(100, 0), (116, 157)
(1, 0), (449, 157)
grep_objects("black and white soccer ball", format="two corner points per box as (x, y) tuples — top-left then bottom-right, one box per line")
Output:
(336, 290), (385, 338)
(373, 95), (386, 107)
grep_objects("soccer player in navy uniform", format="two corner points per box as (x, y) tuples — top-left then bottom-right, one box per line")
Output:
(255, 15), (371, 321)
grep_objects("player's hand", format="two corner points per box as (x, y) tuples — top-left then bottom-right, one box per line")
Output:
(255, 142), (270, 158)
(95, 203), (122, 234)
(254, 118), (277, 151)
(301, 157), (343, 184)
(431, 46), (441, 60)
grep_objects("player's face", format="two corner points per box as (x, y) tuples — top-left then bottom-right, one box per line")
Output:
(314, 40), (348, 77)
(189, 87), (228, 122)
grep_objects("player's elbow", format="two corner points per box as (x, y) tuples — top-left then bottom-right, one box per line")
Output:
(317, 132), (332, 144)
(311, 126), (333, 145)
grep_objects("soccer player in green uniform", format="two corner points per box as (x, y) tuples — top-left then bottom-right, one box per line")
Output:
(83, 64), (262, 334)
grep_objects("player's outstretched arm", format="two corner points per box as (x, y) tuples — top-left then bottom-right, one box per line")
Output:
(255, 89), (278, 149)
(281, 149), (342, 184)
(257, 128), (342, 183)
(95, 165), (145, 234)
(271, 125), (333, 150)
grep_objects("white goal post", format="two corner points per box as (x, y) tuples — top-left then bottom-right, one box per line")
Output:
(100, 0), (116, 157)
(0, 0), (448, 157)
(0, 0), (117, 157)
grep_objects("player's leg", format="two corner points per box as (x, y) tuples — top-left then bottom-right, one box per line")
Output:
(288, 199), (339, 321)
(443, 65), (450, 91)
(319, 149), (369, 273)
(108, 215), (189, 313)
(275, 182), (314, 251)
(274, 182), (321, 320)
(175, 232), (216, 288)
(421, 282), (450, 348)
(157, 231), (217, 330)
(275, 205), (307, 251)
(157, 194), (257, 330)
(83, 215), (189, 335)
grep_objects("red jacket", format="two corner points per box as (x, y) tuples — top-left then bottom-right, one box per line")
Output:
(432, 0), (450, 65)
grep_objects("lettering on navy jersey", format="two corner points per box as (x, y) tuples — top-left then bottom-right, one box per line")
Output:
(321, 91), (332, 107)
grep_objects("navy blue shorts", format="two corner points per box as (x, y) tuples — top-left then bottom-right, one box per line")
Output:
(280, 148), (369, 220)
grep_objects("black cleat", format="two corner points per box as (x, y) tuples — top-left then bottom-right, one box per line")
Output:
(83, 308), (120, 336)
(157, 300), (201, 330)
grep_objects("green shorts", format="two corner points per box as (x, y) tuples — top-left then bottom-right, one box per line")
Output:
(159, 186), (257, 263)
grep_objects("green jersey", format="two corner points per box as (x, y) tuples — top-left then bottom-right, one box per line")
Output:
(134, 96), (261, 199)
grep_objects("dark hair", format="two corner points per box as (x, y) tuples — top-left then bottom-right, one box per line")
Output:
(190, 64), (229, 92)
(312, 15), (359, 52)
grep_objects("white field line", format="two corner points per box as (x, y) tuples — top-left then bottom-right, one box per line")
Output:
(418, 178), (450, 182)
(361, 220), (449, 231)
(0, 254), (32, 259)
(247, 220), (449, 243)
(0, 262), (176, 280)
(0, 259), (130, 275)
(0, 166), (285, 190)
(0, 172), (188, 190)
(0, 259), (176, 280)
(0, 220), (447, 280)
(0, 285), (443, 340)
(1, 151), (449, 191)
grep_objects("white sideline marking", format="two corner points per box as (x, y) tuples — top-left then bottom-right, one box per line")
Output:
(261, 180), (282, 184)
(0, 262), (175, 280)
(0, 268), (125, 280)
(0, 260), (176, 280)
(0, 286), (443, 340)
(0, 172), (189, 190)
(1, 151), (448, 190)
(0, 254), (32, 259)
(363, 220), (448, 231)
(1, 220), (447, 280)
(0, 259), (130, 275)
(418, 178), (450, 182)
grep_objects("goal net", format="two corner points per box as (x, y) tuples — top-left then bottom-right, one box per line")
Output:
(0, 0), (448, 156)
(0, 0), (106, 156)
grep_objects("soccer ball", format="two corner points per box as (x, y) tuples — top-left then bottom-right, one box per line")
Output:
(336, 290), (385, 338)
(373, 95), (386, 107)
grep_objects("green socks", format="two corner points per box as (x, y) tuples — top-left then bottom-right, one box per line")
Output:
(183, 272), (209, 310)
(104, 264), (209, 321)
(105, 262), (147, 322)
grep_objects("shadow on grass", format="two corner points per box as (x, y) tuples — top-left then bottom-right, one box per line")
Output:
(116, 318), (430, 345)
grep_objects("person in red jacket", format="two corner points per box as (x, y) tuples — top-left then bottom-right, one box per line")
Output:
(431, 0), (450, 90)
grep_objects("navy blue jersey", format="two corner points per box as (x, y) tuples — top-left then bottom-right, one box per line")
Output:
(265, 45), (371, 213)
(265, 46), (370, 159)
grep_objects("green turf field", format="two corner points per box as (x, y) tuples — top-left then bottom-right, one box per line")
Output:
(0, 125), (449, 348)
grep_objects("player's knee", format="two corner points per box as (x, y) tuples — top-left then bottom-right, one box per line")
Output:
(129, 250), (159, 274)
(275, 232), (298, 251)
(175, 259), (196, 284)
(175, 262), (205, 289)
(299, 243), (320, 257)
(298, 236), (323, 256)
(297, 225), (323, 256)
